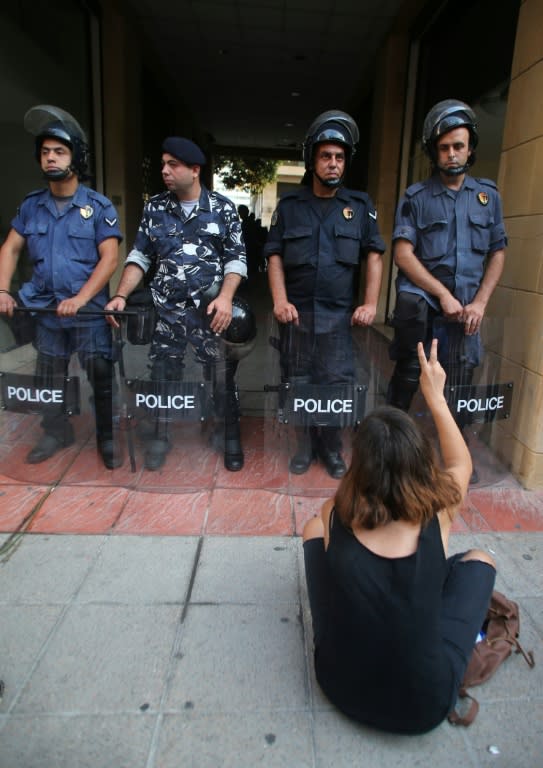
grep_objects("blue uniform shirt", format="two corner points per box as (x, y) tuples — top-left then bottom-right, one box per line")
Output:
(263, 185), (385, 333)
(125, 185), (247, 322)
(393, 174), (507, 310)
(12, 185), (122, 323)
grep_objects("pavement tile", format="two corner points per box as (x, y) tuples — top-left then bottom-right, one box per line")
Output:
(75, 536), (199, 604)
(165, 604), (307, 712)
(206, 488), (293, 536)
(29, 485), (129, 534)
(0, 605), (64, 712)
(468, 487), (543, 531)
(0, 535), (104, 603)
(0, 486), (48, 531)
(13, 604), (181, 714)
(114, 490), (209, 535)
(0, 714), (156, 768)
(155, 711), (314, 768)
(311, 709), (471, 768)
(191, 536), (299, 604)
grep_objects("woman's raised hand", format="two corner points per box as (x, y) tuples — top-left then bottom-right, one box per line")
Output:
(417, 339), (447, 408)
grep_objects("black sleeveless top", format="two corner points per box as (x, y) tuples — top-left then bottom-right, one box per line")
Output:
(316, 510), (456, 734)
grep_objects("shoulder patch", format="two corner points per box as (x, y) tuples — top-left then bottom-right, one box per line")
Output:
(24, 189), (45, 200)
(346, 189), (370, 202)
(404, 180), (426, 198)
(476, 177), (498, 190)
(270, 208), (278, 226)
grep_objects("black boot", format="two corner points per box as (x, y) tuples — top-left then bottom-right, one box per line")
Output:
(317, 427), (346, 479)
(27, 422), (75, 464)
(289, 427), (315, 474)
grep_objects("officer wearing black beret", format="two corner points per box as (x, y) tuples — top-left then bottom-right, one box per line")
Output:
(106, 136), (247, 471)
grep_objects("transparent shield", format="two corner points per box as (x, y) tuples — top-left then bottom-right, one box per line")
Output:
(0, 307), (517, 496)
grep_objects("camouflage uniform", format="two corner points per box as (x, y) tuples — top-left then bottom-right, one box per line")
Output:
(126, 185), (247, 374)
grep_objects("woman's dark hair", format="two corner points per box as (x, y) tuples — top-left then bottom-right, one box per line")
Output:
(334, 406), (462, 530)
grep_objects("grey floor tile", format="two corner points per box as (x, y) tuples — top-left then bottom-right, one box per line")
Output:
(154, 711), (314, 768)
(76, 536), (199, 604)
(13, 605), (180, 714)
(475, 533), (543, 597)
(0, 605), (64, 712)
(522, 596), (543, 637)
(165, 604), (307, 712)
(192, 537), (299, 604)
(0, 535), (105, 604)
(0, 714), (156, 768)
(462, 699), (543, 768)
(312, 710), (472, 768)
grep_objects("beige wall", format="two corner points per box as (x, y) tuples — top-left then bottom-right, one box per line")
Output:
(492, 0), (543, 488)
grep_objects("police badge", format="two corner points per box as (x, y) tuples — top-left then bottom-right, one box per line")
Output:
(343, 207), (354, 220)
(477, 192), (489, 206)
(80, 205), (94, 219)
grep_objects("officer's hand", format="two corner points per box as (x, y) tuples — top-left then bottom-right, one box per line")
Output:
(0, 291), (17, 317)
(207, 295), (232, 334)
(104, 296), (126, 328)
(56, 296), (86, 317)
(439, 292), (463, 321)
(351, 304), (376, 327)
(273, 300), (299, 325)
(461, 301), (484, 335)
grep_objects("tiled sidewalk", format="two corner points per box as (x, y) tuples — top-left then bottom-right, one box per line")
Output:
(1, 415), (542, 538)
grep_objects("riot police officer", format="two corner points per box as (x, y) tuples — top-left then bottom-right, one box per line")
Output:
(106, 137), (248, 471)
(0, 105), (122, 469)
(387, 99), (507, 481)
(264, 110), (385, 478)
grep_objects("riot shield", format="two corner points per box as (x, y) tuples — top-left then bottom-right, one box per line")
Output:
(0, 304), (518, 496)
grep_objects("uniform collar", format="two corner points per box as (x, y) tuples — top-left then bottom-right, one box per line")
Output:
(430, 172), (475, 196)
(163, 184), (211, 213)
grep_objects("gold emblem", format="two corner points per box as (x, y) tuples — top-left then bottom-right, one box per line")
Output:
(343, 207), (354, 220)
(477, 192), (489, 206)
(80, 205), (94, 219)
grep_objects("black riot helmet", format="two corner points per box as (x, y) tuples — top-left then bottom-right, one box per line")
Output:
(24, 104), (90, 180)
(422, 99), (478, 176)
(302, 109), (359, 187)
(222, 296), (257, 361)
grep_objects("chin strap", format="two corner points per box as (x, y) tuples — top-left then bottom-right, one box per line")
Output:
(314, 172), (343, 188)
(437, 163), (470, 177)
(42, 166), (74, 181)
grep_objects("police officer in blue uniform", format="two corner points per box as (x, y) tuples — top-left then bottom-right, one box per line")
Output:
(106, 137), (248, 471)
(0, 105), (122, 469)
(387, 99), (507, 481)
(265, 110), (385, 478)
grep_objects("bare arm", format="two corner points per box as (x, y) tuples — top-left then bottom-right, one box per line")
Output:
(395, 239), (463, 319)
(462, 249), (505, 334)
(351, 250), (383, 326)
(417, 339), (472, 500)
(56, 237), (120, 317)
(0, 229), (26, 316)
(267, 253), (299, 324)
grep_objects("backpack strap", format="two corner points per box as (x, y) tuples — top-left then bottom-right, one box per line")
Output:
(447, 687), (479, 726)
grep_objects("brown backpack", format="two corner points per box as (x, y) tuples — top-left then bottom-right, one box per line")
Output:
(448, 590), (535, 726)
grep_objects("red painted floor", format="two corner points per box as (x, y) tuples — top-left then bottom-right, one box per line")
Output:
(0, 414), (542, 537)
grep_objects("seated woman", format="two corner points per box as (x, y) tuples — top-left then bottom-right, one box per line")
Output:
(303, 339), (495, 734)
